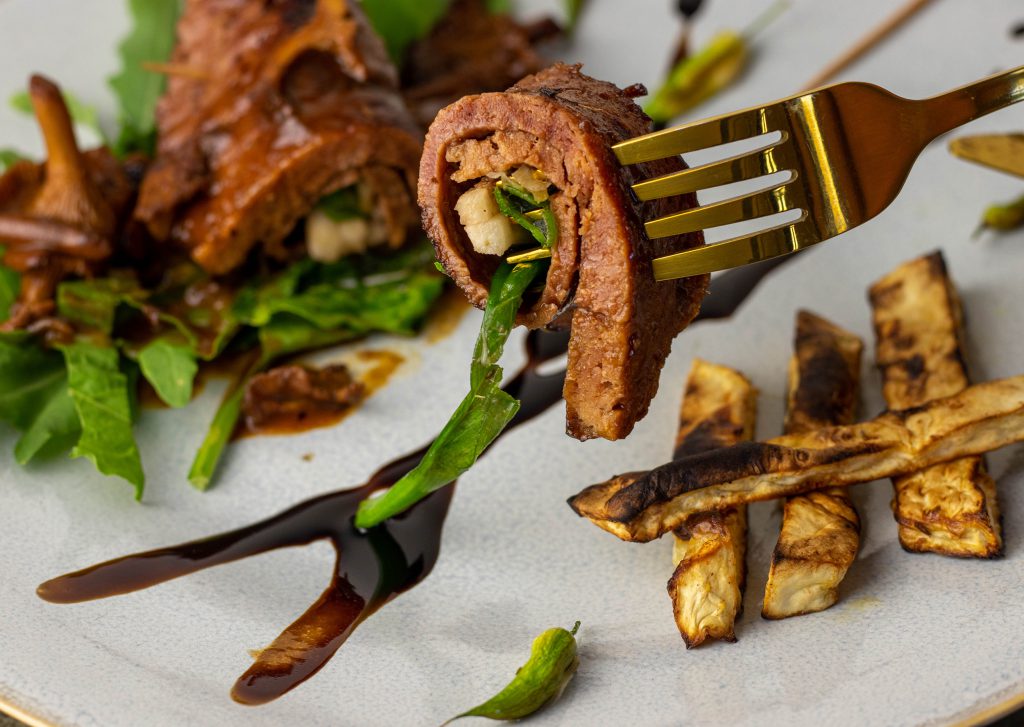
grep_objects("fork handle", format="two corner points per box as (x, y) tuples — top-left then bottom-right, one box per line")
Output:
(923, 64), (1024, 138)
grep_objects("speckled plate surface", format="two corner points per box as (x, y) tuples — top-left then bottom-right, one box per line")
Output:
(3, 1), (1024, 726)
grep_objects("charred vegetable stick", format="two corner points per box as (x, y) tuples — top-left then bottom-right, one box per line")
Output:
(567, 373), (1024, 543)
(762, 312), (862, 619)
(668, 360), (757, 647)
(870, 252), (1002, 557)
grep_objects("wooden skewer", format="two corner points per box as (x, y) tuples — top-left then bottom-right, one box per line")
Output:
(141, 61), (209, 81)
(801, 0), (936, 91)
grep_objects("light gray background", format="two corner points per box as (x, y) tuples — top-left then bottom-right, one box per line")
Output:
(3, 1), (1024, 726)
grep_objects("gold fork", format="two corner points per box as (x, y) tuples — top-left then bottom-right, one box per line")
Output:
(612, 65), (1024, 281)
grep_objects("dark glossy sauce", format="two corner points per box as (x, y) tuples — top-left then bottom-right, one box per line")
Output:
(35, 260), (782, 704)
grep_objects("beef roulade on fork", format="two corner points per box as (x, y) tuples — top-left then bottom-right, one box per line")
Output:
(419, 63), (707, 441)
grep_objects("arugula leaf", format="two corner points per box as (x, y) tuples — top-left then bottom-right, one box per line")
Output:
(235, 246), (444, 335)
(10, 89), (108, 145)
(0, 333), (81, 464)
(0, 148), (29, 173)
(355, 261), (540, 528)
(360, 0), (451, 62)
(109, 0), (182, 156)
(61, 342), (145, 497)
(57, 272), (234, 363)
(486, 0), (512, 12)
(259, 315), (360, 359)
(315, 186), (364, 222)
(57, 274), (147, 334)
(138, 339), (197, 408)
(255, 270), (444, 334)
(0, 247), (19, 322)
(0, 333), (67, 431)
(14, 380), (80, 464)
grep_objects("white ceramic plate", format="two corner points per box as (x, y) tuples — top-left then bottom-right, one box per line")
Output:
(3, 1), (1024, 725)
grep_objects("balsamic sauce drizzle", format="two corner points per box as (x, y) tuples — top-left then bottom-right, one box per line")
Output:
(35, 260), (783, 704)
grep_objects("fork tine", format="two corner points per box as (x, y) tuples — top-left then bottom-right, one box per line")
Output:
(652, 216), (820, 280)
(644, 177), (801, 239)
(613, 103), (790, 165)
(632, 133), (791, 201)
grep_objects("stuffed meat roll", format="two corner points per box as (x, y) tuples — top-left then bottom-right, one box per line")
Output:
(135, 0), (423, 275)
(419, 63), (707, 440)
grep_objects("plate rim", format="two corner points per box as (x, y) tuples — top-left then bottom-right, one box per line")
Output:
(3, 675), (1024, 726)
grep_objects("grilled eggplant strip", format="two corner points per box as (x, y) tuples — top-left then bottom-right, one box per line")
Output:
(668, 360), (756, 647)
(567, 373), (1024, 542)
(762, 311), (862, 619)
(870, 252), (1002, 557)
(420, 63), (707, 441)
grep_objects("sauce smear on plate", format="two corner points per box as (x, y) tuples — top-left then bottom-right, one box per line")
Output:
(35, 261), (780, 703)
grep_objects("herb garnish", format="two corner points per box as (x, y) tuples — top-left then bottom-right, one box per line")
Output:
(493, 182), (558, 249)
(978, 193), (1024, 233)
(446, 622), (581, 724)
(646, 0), (788, 124)
(355, 260), (539, 528)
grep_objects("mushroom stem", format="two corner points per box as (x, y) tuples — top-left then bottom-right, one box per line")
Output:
(29, 75), (88, 189)
(24, 74), (116, 238)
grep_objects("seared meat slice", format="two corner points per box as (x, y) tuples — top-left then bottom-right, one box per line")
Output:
(762, 311), (863, 619)
(667, 359), (756, 647)
(420, 63), (707, 441)
(402, 0), (555, 127)
(0, 76), (135, 332)
(135, 0), (422, 275)
(870, 251), (1002, 557)
(242, 363), (365, 430)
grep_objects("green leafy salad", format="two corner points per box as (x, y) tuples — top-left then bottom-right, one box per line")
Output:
(0, 1), (454, 496)
(0, 0), (581, 502)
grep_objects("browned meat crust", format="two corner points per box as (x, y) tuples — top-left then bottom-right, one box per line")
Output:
(402, 0), (553, 127)
(869, 251), (1002, 557)
(568, 373), (1024, 542)
(420, 63), (708, 440)
(135, 0), (422, 275)
(762, 311), (863, 619)
(242, 363), (365, 429)
(0, 76), (136, 333)
(668, 360), (756, 647)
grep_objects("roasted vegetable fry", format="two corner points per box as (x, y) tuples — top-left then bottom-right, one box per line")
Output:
(870, 252), (1002, 557)
(762, 312), (862, 619)
(567, 372), (1024, 543)
(668, 359), (757, 647)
